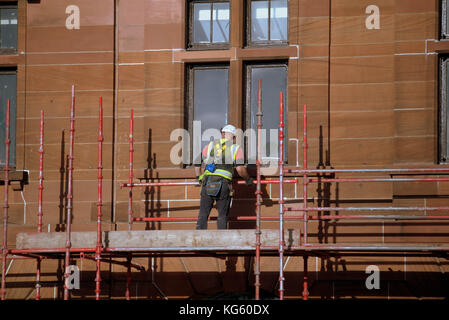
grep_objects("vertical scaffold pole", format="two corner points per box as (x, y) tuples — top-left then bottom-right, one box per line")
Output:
(126, 109), (134, 300)
(36, 110), (44, 300)
(38, 111), (44, 232)
(254, 79), (262, 300)
(126, 254), (132, 300)
(303, 255), (309, 300)
(302, 104), (308, 244)
(95, 97), (104, 300)
(302, 104), (309, 300)
(278, 92), (285, 300)
(1, 100), (11, 300)
(64, 85), (75, 300)
(128, 109), (134, 230)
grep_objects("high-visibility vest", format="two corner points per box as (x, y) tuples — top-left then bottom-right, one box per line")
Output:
(202, 138), (240, 181)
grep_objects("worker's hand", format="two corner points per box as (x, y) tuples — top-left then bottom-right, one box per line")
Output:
(245, 177), (254, 186)
(196, 176), (202, 187)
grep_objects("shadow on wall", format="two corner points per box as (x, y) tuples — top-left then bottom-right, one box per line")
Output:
(5, 269), (449, 300)
(144, 128), (160, 231)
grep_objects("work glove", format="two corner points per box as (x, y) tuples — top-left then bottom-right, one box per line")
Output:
(245, 177), (254, 186)
(196, 176), (202, 187)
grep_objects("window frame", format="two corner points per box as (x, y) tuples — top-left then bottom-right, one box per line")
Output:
(0, 67), (17, 168)
(185, 63), (230, 166)
(245, 0), (289, 48)
(186, 0), (231, 51)
(0, 2), (18, 55)
(243, 61), (288, 164)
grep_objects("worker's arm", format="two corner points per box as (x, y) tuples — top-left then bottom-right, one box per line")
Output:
(194, 166), (204, 187)
(236, 165), (249, 180)
(194, 166), (203, 179)
(234, 146), (253, 185)
(236, 165), (254, 186)
(195, 143), (210, 181)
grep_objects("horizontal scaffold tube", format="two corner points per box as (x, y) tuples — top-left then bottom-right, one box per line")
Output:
(132, 216), (288, 222)
(121, 179), (298, 188)
(133, 214), (449, 222)
(286, 168), (449, 174)
(238, 179), (298, 184)
(84, 255), (145, 272)
(261, 245), (449, 251)
(133, 216), (305, 222)
(309, 177), (449, 183)
(12, 245), (449, 254)
(286, 206), (449, 212)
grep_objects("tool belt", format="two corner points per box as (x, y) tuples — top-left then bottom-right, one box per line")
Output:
(205, 175), (223, 197)
(203, 175), (234, 198)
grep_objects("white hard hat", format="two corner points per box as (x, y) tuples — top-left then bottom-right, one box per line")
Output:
(221, 124), (236, 136)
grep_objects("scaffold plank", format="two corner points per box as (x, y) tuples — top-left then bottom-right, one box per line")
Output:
(16, 229), (301, 250)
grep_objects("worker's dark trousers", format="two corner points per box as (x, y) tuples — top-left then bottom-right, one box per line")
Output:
(196, 177), (231, 230)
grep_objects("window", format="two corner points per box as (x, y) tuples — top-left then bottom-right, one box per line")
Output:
(186, 64), (229, 164)
(187, 0), (230, 50)
(442, 0), (449, 39)
(0, 3), (17, 53)
(440, 56), (449, 163)
(0, 68), (16, 167)
(245, 63), (287, 162)
(247, 0), (288, 46)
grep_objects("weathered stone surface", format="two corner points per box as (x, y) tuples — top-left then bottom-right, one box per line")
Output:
(16, 229), (300, 250)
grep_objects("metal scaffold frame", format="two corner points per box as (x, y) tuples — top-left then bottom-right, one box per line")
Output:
(1, 83), (449, 300)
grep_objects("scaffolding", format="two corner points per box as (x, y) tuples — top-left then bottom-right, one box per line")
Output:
(1, 83), (449, 300)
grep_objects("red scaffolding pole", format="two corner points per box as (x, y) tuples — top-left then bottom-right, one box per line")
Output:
(286, 206), (449, 212)
(131, 215), (449, 222)
(64, 85), (75, 300)
(302, 103), (308, 246)
(36, 110), (44, 300)
(278, 91), (285, 300)
(95, 97), (104, 300)
(128, 109), (134, 231)
(310, 177), (449, 182)
(302, 255), (309, 300)
(121, 179), (298, 188)
(126, 109), (134, 300)
(301, 103), (309, 300)
(254, 79), (262, 300)
(287, 168), (449, 174)
(126, 254), (132, 300)
(1, 100), (10, 300)
(120, 178), (299, 188)
(37, 111), (44, 233)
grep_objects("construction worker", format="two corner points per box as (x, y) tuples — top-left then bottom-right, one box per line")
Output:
(195, 124), (254, 229)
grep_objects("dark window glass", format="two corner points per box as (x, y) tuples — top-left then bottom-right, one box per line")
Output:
(193, 2), (212, 43)
(0, 6), (17, 51)
(248, 0), (288, 46)
(189, 1), (230, 49)
(0, 69), (16, 166)
(442, 0), (449, 39)
(187, 65), (229, 164)
(270, 0), (288, 41)
(251, 1), (269, 41)
(440, 56), (449, 163)
(212, 2), (230, 43)
(444, 56), (449, 161)
(246, 63), (287, 162)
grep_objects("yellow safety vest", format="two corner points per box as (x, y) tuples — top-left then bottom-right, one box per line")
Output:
(200, 138), (240, 181)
